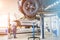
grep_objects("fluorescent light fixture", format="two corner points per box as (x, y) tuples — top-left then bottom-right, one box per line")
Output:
(44, 1), (60, 10)
(56, 1), (59, 4)
(44, 4), (53, 10)
(53, 2), (57, 5)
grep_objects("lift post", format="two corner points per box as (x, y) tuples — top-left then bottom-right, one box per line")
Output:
(40, 13), (44, 39)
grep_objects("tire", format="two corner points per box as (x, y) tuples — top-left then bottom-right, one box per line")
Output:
(23, 0), (39, 17)
(18, 0), (26, 15)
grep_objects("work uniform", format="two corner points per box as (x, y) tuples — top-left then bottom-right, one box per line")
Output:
(11, 22), (17, 38)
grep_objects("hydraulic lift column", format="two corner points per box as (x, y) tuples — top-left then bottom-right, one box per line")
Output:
(40, 13), (44, 39)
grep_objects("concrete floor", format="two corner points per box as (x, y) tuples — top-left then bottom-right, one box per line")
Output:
(0, 31), (59, 40)
(9, 33), (60, 40)
(0, 28), (59, 40)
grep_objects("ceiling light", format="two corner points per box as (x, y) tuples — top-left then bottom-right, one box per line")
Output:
(44, 1), (60, 10)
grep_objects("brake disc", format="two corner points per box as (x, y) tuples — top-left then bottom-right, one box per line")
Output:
(23, 0), (39, 17)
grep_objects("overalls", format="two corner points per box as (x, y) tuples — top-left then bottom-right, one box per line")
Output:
(12, 24), (16, 38)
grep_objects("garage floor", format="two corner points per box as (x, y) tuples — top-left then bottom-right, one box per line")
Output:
(0, 31), (59, 40)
